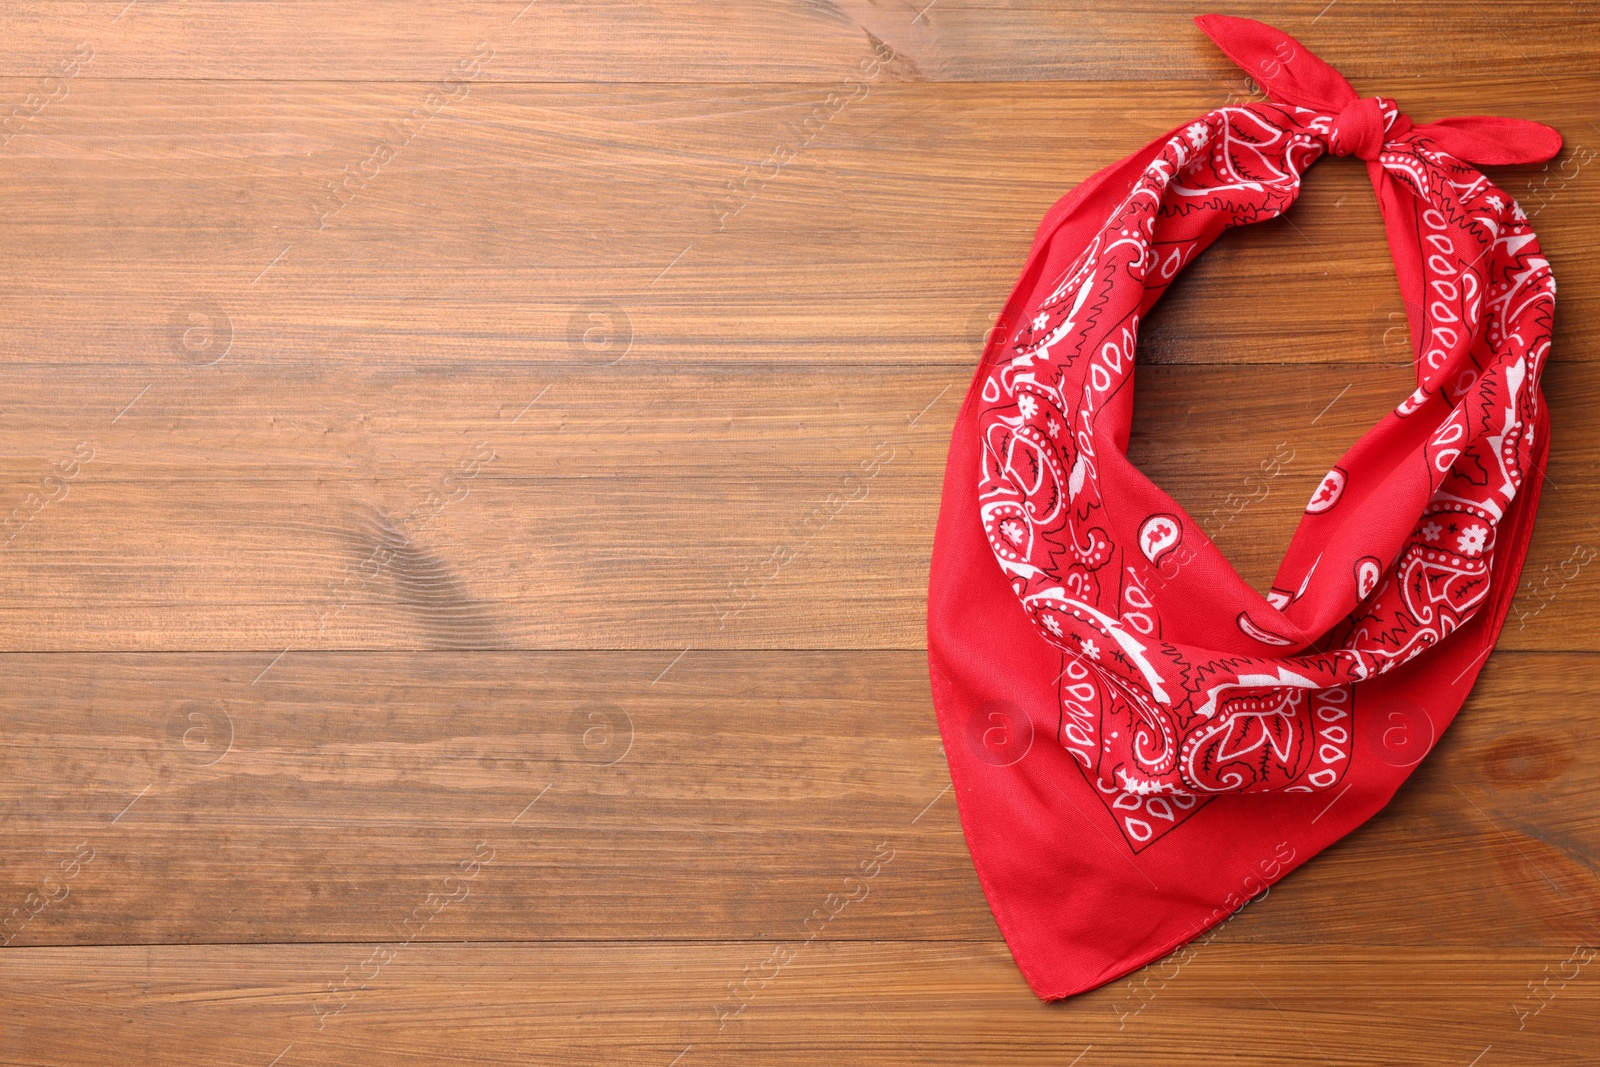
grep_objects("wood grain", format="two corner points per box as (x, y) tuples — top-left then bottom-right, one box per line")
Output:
(1, 1), (1598, 81)
(0, 80), (1595, 367)
(2, 1), (1598, 1064)
(0, 651), (1595, 950)
(2, 944), (1598, 1066)
(0, 363), (1594, 650)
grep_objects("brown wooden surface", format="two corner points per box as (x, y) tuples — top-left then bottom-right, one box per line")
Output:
(1, 3), (1597, 1064)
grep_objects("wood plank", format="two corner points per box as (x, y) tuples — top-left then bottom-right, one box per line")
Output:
(0, 942), (1595, 1066)
(0, 363), (1594, 649)
(2, 1), (1598, 82)
(0, 80), (1594, 366)
(0, 650), (1594, 949)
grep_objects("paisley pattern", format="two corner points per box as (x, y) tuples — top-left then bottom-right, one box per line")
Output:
(979, 80), (1552, 849)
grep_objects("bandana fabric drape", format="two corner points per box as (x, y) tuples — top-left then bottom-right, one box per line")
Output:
(926, 14), (1561, 1000)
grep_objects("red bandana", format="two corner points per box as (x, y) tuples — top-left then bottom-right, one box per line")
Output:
(927, 14), (1561, 1000)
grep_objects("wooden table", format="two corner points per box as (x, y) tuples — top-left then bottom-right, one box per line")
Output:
(1, 3), (1596, 1063)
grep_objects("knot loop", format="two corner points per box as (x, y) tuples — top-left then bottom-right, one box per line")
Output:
(1328, 97), (1392, 160)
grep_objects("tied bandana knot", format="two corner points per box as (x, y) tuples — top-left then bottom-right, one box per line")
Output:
(1327, 96), (1396, 160)
(1197, 14), (1560, 168)
(926, 13), (1562, 1002)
